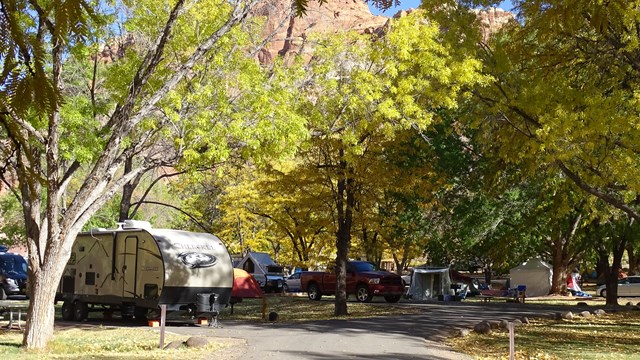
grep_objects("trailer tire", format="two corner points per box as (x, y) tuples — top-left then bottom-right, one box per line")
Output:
(73, 301), (88, 321)
(0, 286), (6, 300)
(135, 307), (148, 320)
(61, 300), (74, 321)
(307, 283), (322, 301)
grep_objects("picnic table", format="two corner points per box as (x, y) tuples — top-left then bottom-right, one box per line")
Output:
(0, 300), (29, 330)
(478, 287), (526, 303)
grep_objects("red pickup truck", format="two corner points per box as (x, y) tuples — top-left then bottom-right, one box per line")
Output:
(300, 261), (404, 303)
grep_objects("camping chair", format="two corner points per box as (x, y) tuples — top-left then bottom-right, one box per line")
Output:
(450, 283), (467, 301)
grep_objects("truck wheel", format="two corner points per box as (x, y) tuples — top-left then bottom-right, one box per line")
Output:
(73, 301), (88, 321)
(600, 289), (607, 298)
(61, 300), (74, 321)
(307, 283), (322, 301)
(384, 295), (401, 303)
(356, 285), (372, 303)
(135, 307), (148, 320)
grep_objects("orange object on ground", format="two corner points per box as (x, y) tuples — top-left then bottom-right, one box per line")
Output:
(232, 269), (264, 298)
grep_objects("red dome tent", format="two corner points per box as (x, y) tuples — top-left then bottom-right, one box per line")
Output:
(231, 269), (266, 318)
(232, 268), (264, 298)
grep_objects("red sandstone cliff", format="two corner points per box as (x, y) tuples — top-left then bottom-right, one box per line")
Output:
(255, 1), (515, 63)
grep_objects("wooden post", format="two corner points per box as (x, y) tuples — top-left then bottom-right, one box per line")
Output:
(261, 297), (266, 320)
(159, 305), (166, 349)
(508, 321), (515, 360)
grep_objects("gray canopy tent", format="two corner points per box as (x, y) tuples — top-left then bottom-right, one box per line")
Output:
(406, 267), (454, 300)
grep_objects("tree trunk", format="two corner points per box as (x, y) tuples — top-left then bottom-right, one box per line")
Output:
(119, 182), (135, 222)
(484, 264), (492, 285)
(548, 213), (583, 294)
(598, 248), (620, 305)
(550, 262), (569, 294)
(23, 263), (63, 347)
(392, 243), (410, 276)
(21, 207), (81, 348)
(595, 218), (632, 306)
(549, 237), (573, 294)
(334, 153), (353, 316)
(627, 243), (639, 275)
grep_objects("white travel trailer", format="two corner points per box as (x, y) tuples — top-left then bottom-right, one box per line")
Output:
(57, 220), (233, 322)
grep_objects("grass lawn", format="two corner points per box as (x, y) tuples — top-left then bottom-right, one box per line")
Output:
(447, 310), (640, 360)
(0, 327), (232, 359)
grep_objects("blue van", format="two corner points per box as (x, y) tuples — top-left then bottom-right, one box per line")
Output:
(0, 247), (28, 299)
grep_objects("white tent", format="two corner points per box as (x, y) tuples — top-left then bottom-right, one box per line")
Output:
(509, 258), (553, 297)
(406, 267), (453, 300)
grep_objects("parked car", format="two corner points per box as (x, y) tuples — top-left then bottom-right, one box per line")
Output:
(597, 276), (640, 297)
(284, 272), (302, 292)
(0, 248), (28, 299)
(300, 261), (404, 303)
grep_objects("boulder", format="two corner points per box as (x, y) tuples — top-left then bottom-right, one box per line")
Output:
(185, 336), (209, 348)
(500, 319), (510, 329)
(512, 319), (523, 326)
(580, 311), (592, 318)
(593, 309), (606, 316)
(454, 328), (471, 337)
(488, 320), (500, 329)
(268, 311), (279, 322)
(474, 321), (492, 335)
(560, 311), (574, 320)
(520, 316), (530, 324)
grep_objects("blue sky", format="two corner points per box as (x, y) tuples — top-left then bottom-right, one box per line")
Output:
(369, 1), (514, 16)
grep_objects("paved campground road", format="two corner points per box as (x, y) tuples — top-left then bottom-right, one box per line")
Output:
(163, 300), (590, 360)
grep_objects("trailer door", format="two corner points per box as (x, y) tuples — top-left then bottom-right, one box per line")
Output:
(117, 235), (139, 298)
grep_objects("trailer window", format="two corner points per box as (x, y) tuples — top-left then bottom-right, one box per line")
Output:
(85, 272), (95, 285)
(144, 284), (158, 299)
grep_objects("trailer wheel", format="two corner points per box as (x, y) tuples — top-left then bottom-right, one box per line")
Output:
(0, 286), (6, 300)
(135, 307), (148, 320)
(73, 301), (88, 321)
(61, 300), (74, 321)
(307, 283), (322, 301)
